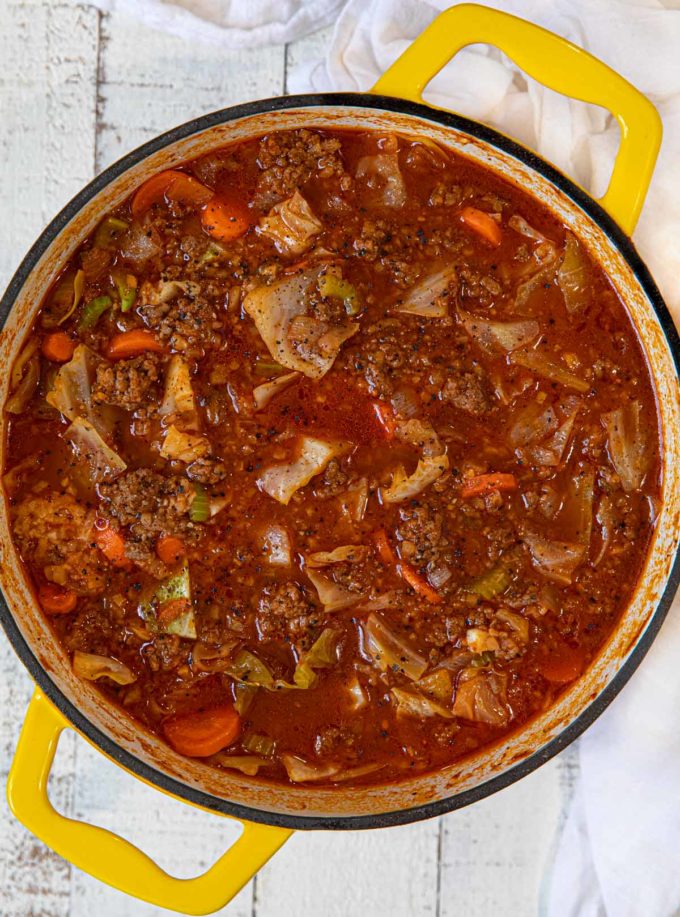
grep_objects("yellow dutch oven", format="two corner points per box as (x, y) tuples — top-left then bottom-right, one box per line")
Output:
(2, 5), (679, 914)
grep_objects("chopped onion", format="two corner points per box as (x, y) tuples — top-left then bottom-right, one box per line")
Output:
(306, 568), (362, 611)
(257, 190), (323, 256)
(602, 401), (650, 492)
(339, 477), (369, 522)
(523, 532), (585, 584)
(508, 214), (547, 243)
(260, 523), (292, 566)
(452, 669), (508, 725)
(466, 628), (500, 655)
(558, 233), (589, 313)
(382, 453), (449, 503)
(253, 371), (300, 411)
(73, 651), (136, 685)
(363, 613), (427, 681)
(306, 545), (367, 567)
(160, 425), (210, 463)
(65, 417), (127, 483)
(158, 279), (201, 303)
(356, 149), (406, 207)
(391, 387), (420, 419)
(495, 609), (530, 644)
(459, 309), (540, 353)
(119, 221), (161, 267)
(427, 563), (452, 589)
(257, 436), (342, 505)
(160, 356), (199, 427)
(510, 349), (590, 393)
(346, 672), (368, 710)
(396, 418), (442, 457)
(281, 753), (340, 783)
(395, 267), (456, 318)
(243, 264), (358, 379)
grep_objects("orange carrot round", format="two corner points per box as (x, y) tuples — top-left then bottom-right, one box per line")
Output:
(93, 520), (130, 568)
(131, 170), (212, 218)
(459, 206), (503, 247)
(42, 332), (75, 362)
(540, 646), (587, 684)
(201, 197), (251, 243)
(39, 583), (77, 615)
(157, 597), (191, 627)
(106, 329), (163, 360)
(156, 534), (186, 566)
(460, 472), (518, 500)
(163, 705), (241, 757)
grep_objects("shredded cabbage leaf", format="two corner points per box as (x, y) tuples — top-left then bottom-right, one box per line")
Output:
(452, 669), (509, 725)
(257, 190), (323, 256)
(306, 568), (362, 611)
(382, 453), (449, 504)
(395, 267), (456, 318)
(602, 401), (650, 492)
(523, 532), (585, 585)
(293, 628), (338, 688)
(244, 264), (359, 379)
(139, 563), (196, 639)
(558, 233), (590, 313)
(260, 523), (292, 566)
(160, 356), (199, 427)
(47, 344), (107, 432)
(510, 348), (590, 393)
(356, 147), (406, 207)
(306, 545), (367, 567)
(160, 425), (210, 463)
(6, 340), (40, 414)
(73, 651), (136, 685)
(258, 436), (342, 505)
(460, 310), (540, 353)
(65, 418), (127, 483)
(253, 371), (300, 411)
(281, 754), (340, 783)
(363, 613), (428, 681)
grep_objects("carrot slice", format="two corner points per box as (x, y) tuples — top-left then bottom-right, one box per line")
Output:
(459, 206), (503, 247)
(38, 583), (77, 615)
(42, 332), (75, 362)
(163, 705), (241, 757)
(157, 597), (191, 627)
(460, 472), (518, 499)
(131, 170), (212, 218)
(399, 561), (443, 605)
(539, 646), (587, 684)
(371, 528), (442, 604)
(156, 534), (186, 566)
(201, 197), (251, 243)
(93, 520), (131, 569)
(371, 400), (396, 440)
(106, 329), (164, 360)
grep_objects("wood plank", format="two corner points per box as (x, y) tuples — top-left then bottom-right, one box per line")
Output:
(0, 4), (99, 915)
(94, 10), (285, 174)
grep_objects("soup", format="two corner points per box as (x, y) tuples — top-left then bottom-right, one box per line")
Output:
(2, 128), (660, 785)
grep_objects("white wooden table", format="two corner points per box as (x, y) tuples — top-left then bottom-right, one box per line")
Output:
(0, 3), (578, 914)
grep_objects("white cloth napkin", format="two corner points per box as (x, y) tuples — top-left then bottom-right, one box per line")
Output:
(84, 0), (680, 913)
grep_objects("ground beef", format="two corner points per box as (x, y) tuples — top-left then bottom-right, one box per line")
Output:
(62, 601), (114, 654)
(144, 633), (186, 672)
(457, 265), (503, 303)
(320, 459), (348, 496)
(255, 130), (346, 207)
(137, 283), (222, 353)
(396, 501), (447, 568)
(187, 456), (228, 484)
(442, 371), (492, 415)
(256, 581), (318, 644)
(12, 491), (106, 595)
(313, 724), (356, 757)
(92, 354), (161, 412)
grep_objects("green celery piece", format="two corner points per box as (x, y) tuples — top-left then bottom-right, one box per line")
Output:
(112, 270), (138, 312)
(79, 295), (112, 331)
(94, 216), (129, 249)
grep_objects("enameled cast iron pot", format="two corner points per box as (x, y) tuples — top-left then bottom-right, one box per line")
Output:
(2, 5), (680, 914)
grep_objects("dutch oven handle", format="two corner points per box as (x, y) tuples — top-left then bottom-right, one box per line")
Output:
(372, 2), (662, 236)
(7, 689), (292, 916)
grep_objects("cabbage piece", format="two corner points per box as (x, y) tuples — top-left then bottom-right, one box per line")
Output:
(452, 669), (509, 725)
(526, 412), (578, 466)
(242, 733), (276, 757)
(460, 310), (540, 353)
(243, 264), (359, 379)
(226, 649), (275, 688)
(347, 672), (368, 710)
(191, 641), (237, 672)
(363, 613), (428, 681)
(213, 755), (266, 776)
(356, 148), (406, 207)
(306, 568), (362, 612)
(65, 418), (127, 483)
(73, 651), (137, 685)
(558, 466), (595, 545)
(160, 356), (199, 427)
(339, 477), (369, 522)
(392, 687), (455, 719)
(331, 763), (386, 782)
(257, 190), (323, 256)
(495, 609), (530, 644)
(466, 628), (500, 655)
(233, 682), (258, 716)
(602, 401), (650, 492)
(46, 344), (104, 429)
(259, 523), (292, 566)
(396, 418), (442, 457)
(287, 316), (358, 371)
(253, 371), (300, 411)
(119, 221), (161, 267)
(382, 453), (449, 504)
(306, 545), (367, 567)
(160, 425), (210, 463)
(139, 563), (196, 638)
(508, 214), (548, 243)
(257, 436), (342, 505)
(514, 242), (559, 308)
(293, 628), (339, 688)
(510, 349), (590, 393)
(594, 493), (617, 566)
(395, 267), (456, 318)
(509, 401), (559, 449)
(558, 233), (589, 313)
(158, 279), (201, 303)
(281, 754), (340, 783)
(6, 339), (40, 414)
(523, 532), (585, 585)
